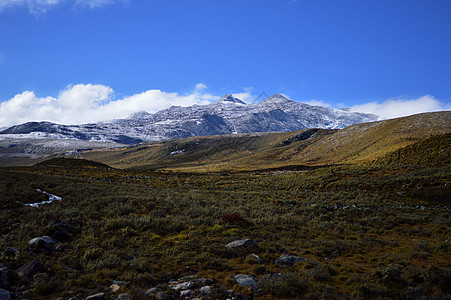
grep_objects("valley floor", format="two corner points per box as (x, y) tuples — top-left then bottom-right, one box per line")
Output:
(0, 158), (450, 299)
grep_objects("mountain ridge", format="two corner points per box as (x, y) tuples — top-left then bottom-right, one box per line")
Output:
(0, 94), (378, 144)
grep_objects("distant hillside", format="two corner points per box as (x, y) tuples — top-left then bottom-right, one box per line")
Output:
(82, 111), (451, 171)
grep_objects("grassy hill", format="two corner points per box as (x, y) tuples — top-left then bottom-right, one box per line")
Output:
(83, 111), (451, 171)
(0, 112), (450, 299)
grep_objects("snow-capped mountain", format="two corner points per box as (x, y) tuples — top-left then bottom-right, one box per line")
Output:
(0, 94), (378, 145)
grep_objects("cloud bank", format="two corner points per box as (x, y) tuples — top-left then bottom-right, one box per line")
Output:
(0, 0), (125, 14)
(0, 83), (218, 127)
(350, 95), (449, 119)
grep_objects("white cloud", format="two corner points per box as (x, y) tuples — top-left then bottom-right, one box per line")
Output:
(231, 92), (255, 104)
(0, 0), (124, 14)
(0, 83), (220, 127)
(195, 83), (207, 91)
(231, 87), (257, 104)
(350, 95), (449, 119)
(303, 99), (332, 107)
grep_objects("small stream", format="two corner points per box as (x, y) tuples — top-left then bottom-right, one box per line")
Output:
(25, 189), (62, 207)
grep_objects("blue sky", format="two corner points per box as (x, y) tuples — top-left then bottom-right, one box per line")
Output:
(0, 0), (450, 126)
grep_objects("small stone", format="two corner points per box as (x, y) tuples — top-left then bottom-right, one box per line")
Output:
(28, 236), (55, 253)
(86, 292), (107, 300)
(116, 293), (130, 299)
(199, 285), (213, 295)
(17, 259), (45, 282)
(0, 289), (11, 300)
(112, 280), (127, 286)
(110, 284), (120, 293)
(225, 239), (257, 249)
(180, 289), (196, 299)
(251, 254), (265, 264)
(172, 281), (193, 291)
(28, 236), (55, 247)
(156, 292), (174, 300)
(275, 254), (305, 267)
(144, 287), (160, 295)
(234, 274), (257, 288)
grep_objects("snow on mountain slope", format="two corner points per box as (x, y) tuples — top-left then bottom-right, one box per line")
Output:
(0, 94), (378, 145)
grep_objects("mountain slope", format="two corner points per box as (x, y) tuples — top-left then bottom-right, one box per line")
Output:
(0, 94), (378, 144)
(82, 111), (451, 171)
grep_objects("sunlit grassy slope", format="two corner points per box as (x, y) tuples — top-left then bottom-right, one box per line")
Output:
(83, 111), (451, 171)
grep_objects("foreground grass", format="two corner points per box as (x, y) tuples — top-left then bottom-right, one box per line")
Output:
(0, 157), (450, 299)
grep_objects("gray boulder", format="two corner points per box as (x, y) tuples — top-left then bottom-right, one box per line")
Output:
(28, 236), (55, 253)
(199, 285), (213, 296)
(275, 254), (305, 267)
(28, 236), (55, 247)
(234, 274), (257, 288)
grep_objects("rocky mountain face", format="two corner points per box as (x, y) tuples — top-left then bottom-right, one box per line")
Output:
(0, 94), (378, 145)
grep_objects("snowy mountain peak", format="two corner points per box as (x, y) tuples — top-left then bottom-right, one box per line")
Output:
(260, 94), (293, 104)
(129, 111), (151, 119)
(215, 94), (246, 105)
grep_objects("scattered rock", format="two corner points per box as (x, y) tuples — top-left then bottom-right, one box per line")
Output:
(180, 289), (196, 299)
(225, 239), (257, 249)
(156, 292), (174, 300)
(0, 264), (12, 288)
(251, 254), (265, 264)
(144, 287), (160, 295)
(0, 289), (11, 300)
(199, 285), (213, 296)
(172, 281), (193, 291)
(275, 254), (305, 267)
(86, 292), (107, 300)
(112, 280), (127, 286)
(110, 284), (121, 293)
(17, 259), (45, 282)
(234, 274), (257, 288)
(115, 293), (130, 299)
(28, 236), (55, 253)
